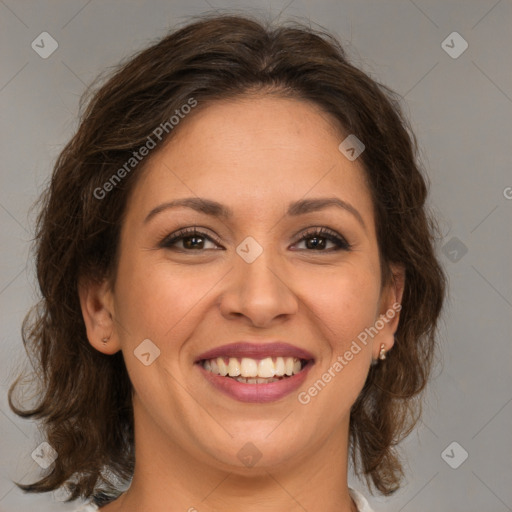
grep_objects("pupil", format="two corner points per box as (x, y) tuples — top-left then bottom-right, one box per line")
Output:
(184, 236), (203, 249)
(306, 236), (325, 249)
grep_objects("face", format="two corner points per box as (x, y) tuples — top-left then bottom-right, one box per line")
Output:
(81, 95), (403, 475)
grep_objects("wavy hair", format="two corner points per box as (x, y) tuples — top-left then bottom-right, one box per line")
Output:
(8, 12), (446, 505)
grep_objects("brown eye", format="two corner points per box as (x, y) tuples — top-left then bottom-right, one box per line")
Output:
(160, 228), (222, 251)
(293, 227), (351, 251)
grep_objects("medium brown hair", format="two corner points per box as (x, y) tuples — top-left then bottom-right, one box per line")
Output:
(9, 12), (446, 505)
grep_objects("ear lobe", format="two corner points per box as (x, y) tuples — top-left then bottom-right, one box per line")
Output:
(78, 277), (121, 355)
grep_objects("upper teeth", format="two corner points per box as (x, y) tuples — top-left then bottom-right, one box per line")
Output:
(202, 356), (303, 378)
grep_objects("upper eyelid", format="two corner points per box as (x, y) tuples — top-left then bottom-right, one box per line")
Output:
(160, 227), (221, 247)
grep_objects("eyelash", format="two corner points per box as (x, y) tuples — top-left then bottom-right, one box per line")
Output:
(159, 226), (351, 252)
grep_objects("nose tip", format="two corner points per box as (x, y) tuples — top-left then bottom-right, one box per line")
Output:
(219, 250), (298, 327)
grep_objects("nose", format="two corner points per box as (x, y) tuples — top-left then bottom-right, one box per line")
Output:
(218, 248), (299, 328)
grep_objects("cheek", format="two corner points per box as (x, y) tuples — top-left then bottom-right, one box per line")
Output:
(296, 263), (380, 351)
(112, 256), (215, 418)
(295, 268), (379, 416)
(113, 254), (220, 342)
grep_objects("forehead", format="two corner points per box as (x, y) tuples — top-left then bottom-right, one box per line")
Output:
(127, 95), (374, 227)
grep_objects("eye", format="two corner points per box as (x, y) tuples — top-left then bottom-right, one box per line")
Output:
(292, 227), (351, 252)
(159, 227), (223, 251)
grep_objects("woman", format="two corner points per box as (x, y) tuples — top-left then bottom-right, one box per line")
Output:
(9, 13), (446, 512)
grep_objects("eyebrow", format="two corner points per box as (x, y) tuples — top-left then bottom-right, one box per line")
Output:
(144, 196), (366, 230)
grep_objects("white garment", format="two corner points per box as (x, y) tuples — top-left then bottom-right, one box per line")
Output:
(73, 488), (375, 511)
(72, 503), (99, 511)
(349, 487), (375, 511)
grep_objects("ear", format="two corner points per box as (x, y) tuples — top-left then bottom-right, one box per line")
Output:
(78, 277), (121, 355)
(372, 263), (405, 360)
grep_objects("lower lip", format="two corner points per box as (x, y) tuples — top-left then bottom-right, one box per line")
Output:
(196, 361), (314, 403)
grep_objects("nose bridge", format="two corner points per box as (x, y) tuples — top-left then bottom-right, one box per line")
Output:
(220, 235), (298, 326)
(240, 243), (281, 291)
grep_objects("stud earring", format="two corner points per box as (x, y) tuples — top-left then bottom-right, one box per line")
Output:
(102, 335), (111, 344)
(378, 343), (387, 360)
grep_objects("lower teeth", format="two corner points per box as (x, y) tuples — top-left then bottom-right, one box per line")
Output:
(230, 375), (288, 384)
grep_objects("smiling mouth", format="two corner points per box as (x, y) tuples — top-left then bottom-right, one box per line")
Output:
(198, 356), (310, 384)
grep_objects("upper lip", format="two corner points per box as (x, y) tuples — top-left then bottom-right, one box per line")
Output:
(194, 342), (315, 362)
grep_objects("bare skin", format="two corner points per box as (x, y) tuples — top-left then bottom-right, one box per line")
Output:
(79, 95), (404, 512)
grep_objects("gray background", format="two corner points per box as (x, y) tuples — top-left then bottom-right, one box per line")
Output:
(1, 1), (511, 511)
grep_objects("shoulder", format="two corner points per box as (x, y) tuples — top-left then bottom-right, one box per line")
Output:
(349, 487), (376, 512)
